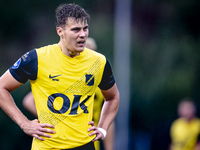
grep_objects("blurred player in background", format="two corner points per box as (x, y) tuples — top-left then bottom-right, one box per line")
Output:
(23, 37), (115, 150)
(0, 3), (119, 150)
(170, 98), (200, 150)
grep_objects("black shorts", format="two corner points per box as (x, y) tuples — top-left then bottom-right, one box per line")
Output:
(63, 141), (95, 150)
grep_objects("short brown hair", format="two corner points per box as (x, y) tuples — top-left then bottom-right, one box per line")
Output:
(55, 3), (90, 28)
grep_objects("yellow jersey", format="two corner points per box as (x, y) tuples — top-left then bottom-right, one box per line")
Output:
(170, 117), (200, 150)
(9, 44), (115, 149)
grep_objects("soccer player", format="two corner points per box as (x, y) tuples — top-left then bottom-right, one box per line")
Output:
(170, 98), (200, 150)
(0, 3), (119, 150)
(22, 37), (115, 150)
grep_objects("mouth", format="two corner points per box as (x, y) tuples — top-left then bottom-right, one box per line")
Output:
(77, 41), (85, 46)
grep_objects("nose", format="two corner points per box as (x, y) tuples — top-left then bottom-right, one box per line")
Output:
(79, 29), (87, 37)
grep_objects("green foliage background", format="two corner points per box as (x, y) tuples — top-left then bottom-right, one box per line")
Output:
(0, 0), (199, 149)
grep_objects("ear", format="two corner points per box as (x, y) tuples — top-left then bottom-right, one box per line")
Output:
(57, 27), (63, 37)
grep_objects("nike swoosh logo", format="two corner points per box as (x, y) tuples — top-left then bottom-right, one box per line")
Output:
(49, 74), (62, 79)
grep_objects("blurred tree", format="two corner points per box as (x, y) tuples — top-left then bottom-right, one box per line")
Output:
(130, 0), (200, 149)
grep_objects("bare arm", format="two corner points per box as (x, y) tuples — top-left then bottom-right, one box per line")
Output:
(103, 121), (115, 150)
(98, 83), (119, 130)
(23, 91), (38, 117)
(88, 83), (119, 141)
(0, 70), (55, 140)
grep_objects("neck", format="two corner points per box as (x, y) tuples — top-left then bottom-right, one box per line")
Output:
(58, 41), (80, 58)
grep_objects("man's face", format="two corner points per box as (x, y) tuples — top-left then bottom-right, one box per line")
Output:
(59, 18), (89, 54)
(178, 101), (196, 120)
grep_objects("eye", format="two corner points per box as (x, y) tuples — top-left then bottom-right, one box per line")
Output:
(83, 26), (88, 31)
(72, 28), (80, 32)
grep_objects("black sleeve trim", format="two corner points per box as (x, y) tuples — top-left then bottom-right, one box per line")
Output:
(98, 60), (115, 90)
(9, 49), (38, 83)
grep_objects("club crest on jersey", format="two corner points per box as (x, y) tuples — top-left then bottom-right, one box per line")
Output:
(85, 74), (94, 86)
(12, 58), (21, 69)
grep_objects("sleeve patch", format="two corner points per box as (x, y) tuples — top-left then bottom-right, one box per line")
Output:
(12, 58), (21, 69)
(9, 49), (38, 83)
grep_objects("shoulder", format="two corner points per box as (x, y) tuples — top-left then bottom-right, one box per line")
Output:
(36, 44), (57, 54)
(171, 118), (183, 128)
(9, 49), (38, 83)
(84, 48), (106, 60)
(12, 49), (38, 69)
(192, 117), (200, 124)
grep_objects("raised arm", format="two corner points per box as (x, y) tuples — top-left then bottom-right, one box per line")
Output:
(0, 70), (55, 140)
